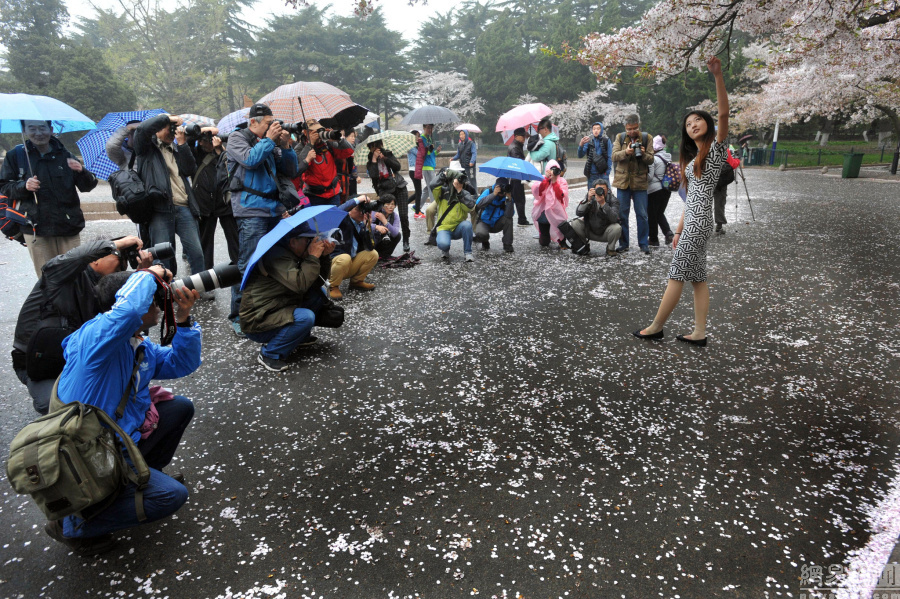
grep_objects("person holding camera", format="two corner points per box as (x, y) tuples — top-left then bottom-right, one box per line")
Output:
(240, 222), (336, 372)
(367, 140), (411, 253)
(473, 178), (514, 253)
(562, 181), (622, 256)
(225, 103), (299, 337)
(328, 195), (379, 299)
(189, 128), (239, 270)
(296, 119), (355, 207)
(578, 122), (613, 188)
(414, 124), (442, 210)
(372, 194), (402, 258)
(0, 120), (98, 277)
(426, 169), (476, 262)
(531, 160), (570, 249)
(46, 266), (201, 554)
(507, 127), (531, 227)
(132, 113), (206, 276)
(611, 113), (655, 254)
(12, 236), (152, 414)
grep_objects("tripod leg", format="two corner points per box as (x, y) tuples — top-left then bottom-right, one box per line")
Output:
(737, 163), (755, 221)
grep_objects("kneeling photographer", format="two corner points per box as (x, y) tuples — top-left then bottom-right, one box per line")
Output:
(473, 178), (515, 253)
(296, 119), (355, 207)
(45, 265), (201, 554)
(240, 223), (340, 372)
(560, 180), (622, 256)
(424, 169), (477, 262)
(371, 194), (402, 259)
(12, 236), (154, 414)
(328, 196), (379, 299)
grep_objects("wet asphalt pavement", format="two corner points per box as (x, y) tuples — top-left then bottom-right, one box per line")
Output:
(1, 168), (899, 599)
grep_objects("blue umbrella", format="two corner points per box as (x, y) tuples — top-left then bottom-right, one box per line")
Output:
(76, 109), (168, 180)
(0, 93), (96, 134)
(240, 206), (348, 290)
(478, 156), (543, 182)
(217, 107), (250, 135)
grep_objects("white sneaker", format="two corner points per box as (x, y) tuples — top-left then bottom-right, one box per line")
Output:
(464, 253), (474, 262)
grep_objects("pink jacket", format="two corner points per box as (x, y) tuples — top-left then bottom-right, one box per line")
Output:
(531, 176), (569, 241)
(413, 137), (426, 179)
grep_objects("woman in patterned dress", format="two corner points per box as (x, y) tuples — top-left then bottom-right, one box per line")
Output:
(633, 56), (729, 347)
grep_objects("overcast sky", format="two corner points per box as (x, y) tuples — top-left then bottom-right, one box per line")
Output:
(64, 0), (438, 43)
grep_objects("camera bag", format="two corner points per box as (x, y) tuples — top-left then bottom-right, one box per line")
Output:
(6, 348), (151, 523)
(315, 296), (345, 328)
(25, 314), (74, 381)
(110, 153), (155, 224)
(0, 195), (32, 246)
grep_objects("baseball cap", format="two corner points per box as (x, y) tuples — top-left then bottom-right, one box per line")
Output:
(248, 103), (273, 118)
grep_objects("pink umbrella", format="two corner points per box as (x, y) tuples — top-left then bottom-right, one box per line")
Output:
(495, 103), (552, 132)
(500, 123), (559, 146)
(455, 123), (482, 133)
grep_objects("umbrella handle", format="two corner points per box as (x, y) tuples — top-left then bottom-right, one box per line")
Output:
(19, 129), (39, 206)
(297, 96), (308, 128)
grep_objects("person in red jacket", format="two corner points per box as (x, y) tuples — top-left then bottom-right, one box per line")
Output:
(294, 119), (355, 207)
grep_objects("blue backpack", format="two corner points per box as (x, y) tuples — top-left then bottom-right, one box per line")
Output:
(477, 190), (507, 228)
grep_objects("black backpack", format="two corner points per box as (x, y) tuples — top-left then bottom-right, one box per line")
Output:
(583, 136), (609, 178)
(716, 163), (735, 191)
(109, 152), (154, 224)
(556, 140), (567, 174)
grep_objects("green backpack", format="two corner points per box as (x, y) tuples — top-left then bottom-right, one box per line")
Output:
(6, 349), (151, 522)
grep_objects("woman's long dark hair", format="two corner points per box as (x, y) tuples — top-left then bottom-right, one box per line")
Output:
(679, 110), (716, 186)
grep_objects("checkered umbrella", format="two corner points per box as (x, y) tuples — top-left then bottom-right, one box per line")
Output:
(353, 130), (417, 168)
(178, 114), (216, 128)
(257, 81), (357, 125)
(76, 108), (168, 180)
(217, 107), (250, 135)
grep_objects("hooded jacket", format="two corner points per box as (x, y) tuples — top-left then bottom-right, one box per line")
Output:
(239, 244), (331, 334)
(452, 131), (477, 166)
(105, 126), (134, 169)
(133, 114), (200, 217)
(0, 138), (96, 237)
(648, 149), (674, 194)
(227, 126), (298, 218)
(57, 271), (202, 444)
(527, 132), (559, 172)
(429, 170), (476, 232)
(295, 138), (354, 200)
(530, 169), (569, 242)
(577, 124), (613, 179)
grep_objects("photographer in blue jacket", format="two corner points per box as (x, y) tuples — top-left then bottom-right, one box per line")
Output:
(47, 267), (201, 554)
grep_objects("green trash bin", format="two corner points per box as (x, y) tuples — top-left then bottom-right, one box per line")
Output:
(842, 153), (864, 178)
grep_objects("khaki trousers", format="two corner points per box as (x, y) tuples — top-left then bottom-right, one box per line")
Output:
(330, 250), (378, 287)
(23, 234), (81, 278)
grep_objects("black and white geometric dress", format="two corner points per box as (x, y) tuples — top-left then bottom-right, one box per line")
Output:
(667, 140), (726, 282)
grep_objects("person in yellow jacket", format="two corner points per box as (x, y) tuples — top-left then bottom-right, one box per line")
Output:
(424, 169), (476, 262)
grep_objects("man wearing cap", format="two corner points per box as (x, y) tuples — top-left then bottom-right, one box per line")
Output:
(328, 196), (379, 298)
(225, 103), (299, 337)
(239, 222), (335, 372)
(507, 127), (531, 226)
(578, 122), (613, 189)
(0, 120), (98, 277)
(295, 119), (355, 207)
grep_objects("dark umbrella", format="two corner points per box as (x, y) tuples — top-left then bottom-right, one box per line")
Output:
(319, 104), (370, 131)
(400, 105), (459, 126)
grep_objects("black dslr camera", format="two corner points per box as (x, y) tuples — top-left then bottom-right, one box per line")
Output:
(355, 197), (383, 215)
(436, 167), (467, 187)
(277, 120), (305, 135)
(172, 122), (202, 138)
(118, 241), (175, 270)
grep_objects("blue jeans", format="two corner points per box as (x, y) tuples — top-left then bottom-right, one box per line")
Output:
(617, 188), (649, 249)
(230, 216), (281, 321)
(149, 207), (205, 276)
(436, 220), (473, 254)
(245, 296), (323, 360)
(62, 395), (194, 539)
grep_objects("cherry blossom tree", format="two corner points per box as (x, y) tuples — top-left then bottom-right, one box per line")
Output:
(575, 0), (900, 149)
(548, 84), (636, 137)
(410, 70), (486, 129)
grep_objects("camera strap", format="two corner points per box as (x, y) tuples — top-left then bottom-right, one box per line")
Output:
(137, 269), (176, 346)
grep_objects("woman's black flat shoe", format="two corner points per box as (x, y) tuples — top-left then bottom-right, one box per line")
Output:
(633, 329), (664, 340)
(676, 334), (707, 347)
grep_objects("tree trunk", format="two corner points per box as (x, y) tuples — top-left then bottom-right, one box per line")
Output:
(873, 105), (900, 174)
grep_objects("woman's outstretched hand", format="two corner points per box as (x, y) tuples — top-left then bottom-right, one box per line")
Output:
(707, 55), (722, 77)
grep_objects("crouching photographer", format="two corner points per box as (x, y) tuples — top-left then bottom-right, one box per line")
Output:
(240, 223), (342, 372)
(559, 180), (622, 256)
(328, 195), (379, 298)
(12, 236), (154, 414)
(473, 178), (515, 253)
(424, 169), (477, 262)
(44, 266), (201, 554)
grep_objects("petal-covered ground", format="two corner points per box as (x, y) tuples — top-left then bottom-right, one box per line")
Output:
(0, 167), (898, 599)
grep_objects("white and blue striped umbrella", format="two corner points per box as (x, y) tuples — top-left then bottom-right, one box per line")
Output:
(217, 107), (249, 135)
(76, 109), (167, 180)
(95, 109), (167, 131)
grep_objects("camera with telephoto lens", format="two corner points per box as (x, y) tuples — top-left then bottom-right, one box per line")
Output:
(318, 128), (342, 141)
(277, 120), (305, 135)
(121, 241), (175, 270)
(171, 122), (202, 138)
(355, 197), (383, 215)
(436, 167), (467, 187)
(630, 140), (643, 158)
(170, 263), (241, 294)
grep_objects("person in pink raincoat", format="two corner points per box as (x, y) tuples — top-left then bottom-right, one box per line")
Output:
(530, 160), (570, 248)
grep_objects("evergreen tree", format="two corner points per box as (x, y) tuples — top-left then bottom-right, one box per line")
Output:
(0, 0), (68, 94)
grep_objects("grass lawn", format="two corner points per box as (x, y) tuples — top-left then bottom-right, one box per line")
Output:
(771, 139), (895, 167)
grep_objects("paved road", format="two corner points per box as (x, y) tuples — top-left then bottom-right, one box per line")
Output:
(0, 167), (898, 598)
